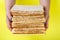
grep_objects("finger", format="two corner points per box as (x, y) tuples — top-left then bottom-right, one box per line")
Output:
(45, 19), (49, 30)
(44, 12), (49, 21)
(6, 11), (12, 21)
(6, 16), (12, 31)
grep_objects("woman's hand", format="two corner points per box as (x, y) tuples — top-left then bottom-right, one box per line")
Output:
(5, 0), (15, 31)
(40, 0), (50, 30)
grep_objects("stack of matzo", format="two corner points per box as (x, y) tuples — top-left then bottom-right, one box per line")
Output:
(10, 5), (46, 34)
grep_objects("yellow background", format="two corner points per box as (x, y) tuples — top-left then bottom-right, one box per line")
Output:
(0, 0), (60, 40)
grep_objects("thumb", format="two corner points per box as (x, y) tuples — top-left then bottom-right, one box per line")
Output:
(6, 11), (12, 31)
